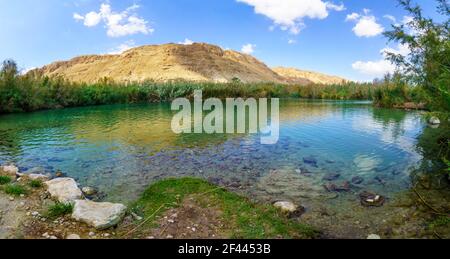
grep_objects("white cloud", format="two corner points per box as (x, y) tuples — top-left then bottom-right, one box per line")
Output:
(241, 44), (256, 54)
(352, 60), (396, 77)
(73, 13), (84, 21)
(73, 3), (153, 37)
(352, 43), (410, 77)
(346, 9), (384, 37)
(383, 14), (397, 23)
(108, 40), (136, 55)
(288, 39), (297, 44)
(83, 11), (102, 27)
(237, 0), (345, 35)
(345, 13), (360, 21)
(326, 2), (346, 12)
(178, 38), (194, 45)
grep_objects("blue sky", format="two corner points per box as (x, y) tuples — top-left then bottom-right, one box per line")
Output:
(0, 0), (442, 81)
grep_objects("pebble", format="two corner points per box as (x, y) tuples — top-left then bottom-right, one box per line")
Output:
(166, 235), (174, 239)
(9, 197), (14, 201)
(88, 232), (96, 237)
(367, 234), (381, 239)
(66, 234), (81, 239)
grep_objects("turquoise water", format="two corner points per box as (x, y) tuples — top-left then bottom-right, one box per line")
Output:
(0, 100), (425, 204)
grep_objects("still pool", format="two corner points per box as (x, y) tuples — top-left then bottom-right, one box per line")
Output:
(0, 100), (425, 206)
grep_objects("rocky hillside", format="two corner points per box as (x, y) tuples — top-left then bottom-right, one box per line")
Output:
(35, 43), (289, 84)
(273, 67), (348, 85)
(34, 43), (347, 85)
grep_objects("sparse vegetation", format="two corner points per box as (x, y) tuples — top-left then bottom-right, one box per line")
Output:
(0, 175), (12, 185)
(47, 202), (74, 218)
(3, 184), (27, 196)
(132, 178), (319, 239)
(29, 179), (43, 188)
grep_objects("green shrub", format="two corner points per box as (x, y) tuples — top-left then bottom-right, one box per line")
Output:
(29, 179), (43, 188)
(3, 184), (27, 196)
(0, 176), (12, 185)
(47, 203), (74, 218)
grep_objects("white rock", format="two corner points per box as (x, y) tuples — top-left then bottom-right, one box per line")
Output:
(273, 201), (298, 213)
(71, 200), (127, 230)
(45, 178), (83, 203)
(429, 116), (441, 125)
(367, 234), (381, 239)
(66, 234), (81, 239)
(28, 174), (51, 181)
(1, 165), (18, 179)
(1, 165), (19, 175)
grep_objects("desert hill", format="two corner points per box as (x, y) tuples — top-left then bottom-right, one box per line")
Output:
(35, 43), (289, 84)
(34, 43), (347, 85)
(273, 67), (348, 85)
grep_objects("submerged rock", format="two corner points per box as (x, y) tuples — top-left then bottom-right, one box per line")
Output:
(72, 200), (127, 230)
(323, 173), (341, 181)
(303, 156), (318, 167)
(360, 192), (385, 207)
(351, 176), (364, 185)
(324, 181), (351, 192)
(45, 178), (83, 203)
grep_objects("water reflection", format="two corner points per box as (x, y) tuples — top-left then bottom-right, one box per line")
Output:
(0, 100), (425, 203)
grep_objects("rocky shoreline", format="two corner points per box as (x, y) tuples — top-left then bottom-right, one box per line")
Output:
(0, 164), (128, 239)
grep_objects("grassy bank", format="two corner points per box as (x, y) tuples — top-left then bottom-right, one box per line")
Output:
(126, 178), (319, 239)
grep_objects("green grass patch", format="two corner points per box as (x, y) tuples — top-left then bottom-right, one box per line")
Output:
(0, 175), (12, 185)
(29, 179), (43, 188)
(3, 184), (27, 196)
(47, 202), (74, 218)
(429, 216), (450, 229)
(133, 178), (319, 239)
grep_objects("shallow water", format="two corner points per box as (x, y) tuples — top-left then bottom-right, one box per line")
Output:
(0, 100), (425, 205)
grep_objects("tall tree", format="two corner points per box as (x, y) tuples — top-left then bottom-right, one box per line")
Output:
(384, 0), (449, 111)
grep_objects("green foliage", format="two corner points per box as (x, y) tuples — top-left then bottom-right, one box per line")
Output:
(47, 202), (74, 218)
(0, 67), (382, 114)
(0, 175), (12, 185)
(29, 179), (43, 188)
(3, 184), (27, 196)
(373, 73), (431, 108)
(429, 216), (450, 229)
(134, 178), (319, 239)
(384, 0), (450, 111)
